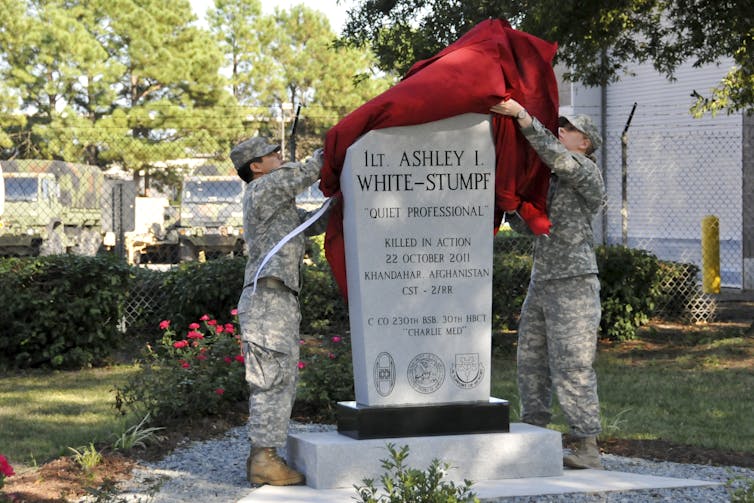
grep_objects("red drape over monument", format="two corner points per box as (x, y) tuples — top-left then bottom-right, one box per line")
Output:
(320, 18), (559, 297)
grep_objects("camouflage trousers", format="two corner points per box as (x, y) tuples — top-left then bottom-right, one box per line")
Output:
(517, 274), (602, 437)
(238, 286), (301, 448)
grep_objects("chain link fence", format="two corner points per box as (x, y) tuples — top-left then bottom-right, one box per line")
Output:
(600, 107), (750, 322)
(0, 130), (326, 332)
(1, 111), (750, 329)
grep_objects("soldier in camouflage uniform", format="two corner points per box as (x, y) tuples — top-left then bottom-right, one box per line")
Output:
(491, 99), (606, 469)
(230, 136), (330, 486)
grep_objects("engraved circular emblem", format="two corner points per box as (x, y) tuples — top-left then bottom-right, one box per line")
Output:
(373, 352), (396, 397)
(407, 353), (445, 394)
(451, 353), (484, 389)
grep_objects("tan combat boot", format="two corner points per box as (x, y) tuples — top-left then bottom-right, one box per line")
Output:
(563, 436), (603, 469)
(246, 447), (305, 486)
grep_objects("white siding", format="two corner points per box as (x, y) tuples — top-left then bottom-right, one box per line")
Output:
(563, 60), (744, 286)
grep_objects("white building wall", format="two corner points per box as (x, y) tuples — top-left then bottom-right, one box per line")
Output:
(563, 60), (744, 287)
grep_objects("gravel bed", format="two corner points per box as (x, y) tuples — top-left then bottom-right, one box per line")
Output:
(97, 421), (753, 502)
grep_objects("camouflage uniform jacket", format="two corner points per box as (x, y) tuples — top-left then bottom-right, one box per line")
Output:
(520, 118), (605, 281)
(237, 152), (325, 313)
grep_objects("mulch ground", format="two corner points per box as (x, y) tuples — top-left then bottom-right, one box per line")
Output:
(601, 437), (754, 468)
(3, 452), (136, 502)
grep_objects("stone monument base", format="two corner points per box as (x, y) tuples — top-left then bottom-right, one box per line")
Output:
(336, 397), (509, 439)
(286, 423), (563, 490)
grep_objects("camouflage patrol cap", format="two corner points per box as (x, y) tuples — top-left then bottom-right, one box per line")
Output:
(560, 114), (602, 150)
(230, 137), (280, 171)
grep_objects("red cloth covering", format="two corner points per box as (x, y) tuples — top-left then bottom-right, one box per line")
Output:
(321, 18), (559, 297)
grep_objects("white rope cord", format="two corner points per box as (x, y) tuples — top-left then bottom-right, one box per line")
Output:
(251, 197), (333, 295)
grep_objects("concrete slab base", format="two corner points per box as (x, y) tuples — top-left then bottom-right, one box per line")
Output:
(286, 423), (563, 490)
(237, 469), (718, 502)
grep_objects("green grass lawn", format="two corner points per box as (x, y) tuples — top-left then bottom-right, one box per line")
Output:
(596, 355), (754, 451)
(492, 325), (754, 453)
(0, 366), (141, 468)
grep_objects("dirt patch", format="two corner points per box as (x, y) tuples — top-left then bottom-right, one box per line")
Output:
(2, 411), (248, 503)
(3, 452), (135, 502)
(599, 437), (754, 469)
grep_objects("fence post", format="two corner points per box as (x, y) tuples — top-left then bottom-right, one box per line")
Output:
(289, 104), (301, 162)
(621, 102), (637, 246)
(743, 113), (754, 290)
(701, 215), (720, 294)
(112, 183), (125, 259)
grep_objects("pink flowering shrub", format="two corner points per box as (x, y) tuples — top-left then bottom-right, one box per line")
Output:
(0, 454), (16, 503)
(0, 454), (14, 495)
(115, 309), (248, 422)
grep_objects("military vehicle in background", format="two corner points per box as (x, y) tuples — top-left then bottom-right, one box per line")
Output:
(125, 175), (245, 264)
(177, 175), (245, 260)
(0, 160), (104, 256)
(123, 195), (177, 264)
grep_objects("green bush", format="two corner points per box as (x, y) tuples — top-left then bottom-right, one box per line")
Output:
(158, 257), (246, 330)
(0, 234), (703, 422)
(296, 333), (354, 422)
(0, 255), (130, 369)
(129, 236), (350, 340)
(489, 233), (532, 353)
(596, 245), (662, 341)
(491, 249), (532, 332)
(300, 235), (349, 335)
(115, 312), (247, 422)
(492, 243), (697, 342)
(354, 443), (479, 503)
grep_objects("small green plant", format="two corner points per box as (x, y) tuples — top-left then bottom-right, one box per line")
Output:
(84, 476), (164, 503)
(728, 475), (754, 502)
(354, 443), (479, 503)
(598, 408), (632, 440)
(68, 443), (103, 474)
(113, 413), (166, 451)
